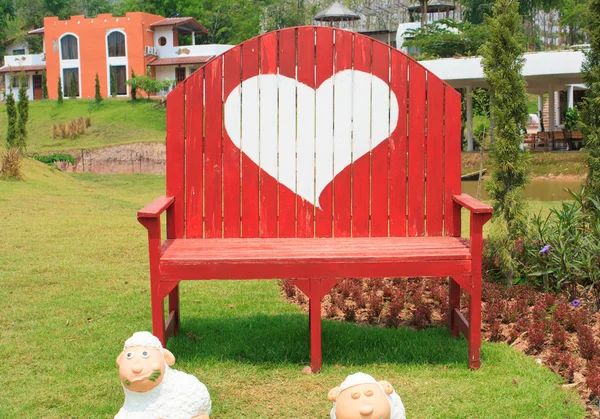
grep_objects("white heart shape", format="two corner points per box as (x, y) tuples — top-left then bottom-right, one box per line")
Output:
(224, 70), (398, 209)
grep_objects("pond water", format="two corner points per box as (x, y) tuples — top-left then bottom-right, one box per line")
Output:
(461, 179), (582, 201)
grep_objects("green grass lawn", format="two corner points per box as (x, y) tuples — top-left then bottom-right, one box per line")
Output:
(0, 160), (585, 418)
(0, 99), (166, 153)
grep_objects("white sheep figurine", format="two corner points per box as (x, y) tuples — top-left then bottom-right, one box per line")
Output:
(328, 372), (406, 419)
(115, 331), (211, 419)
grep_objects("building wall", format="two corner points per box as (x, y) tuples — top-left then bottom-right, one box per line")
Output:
(2, 74), (34, 101)
(5, 41), (29, 55)
(43, 12), (163, 99)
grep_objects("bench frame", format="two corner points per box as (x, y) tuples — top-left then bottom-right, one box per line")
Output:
(138, 26), (493, 372)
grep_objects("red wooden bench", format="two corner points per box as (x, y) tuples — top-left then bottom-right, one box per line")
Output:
(138, 26), (492, 372)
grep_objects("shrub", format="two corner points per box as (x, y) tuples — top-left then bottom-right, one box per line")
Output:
(527, 321), (546, 353)
(489, 319), (503, 342)
(578, 325), (599, 360)
(16, 72), (29, 151)
(130, 68), (138, 100)
(548, 350), (578, 383)
(33, 153), (75, 165)
(550, 322), (568, 351)
(52, 117), (91, 139)
(387, 291), (405, 328)
(367, 290), (383, 323)
(587, 358), (600, 399)
(282, 280), (296, 298)
(413, 304), (432, 330)
(69, 75), (77, 99)
(0, 147), (23, 180)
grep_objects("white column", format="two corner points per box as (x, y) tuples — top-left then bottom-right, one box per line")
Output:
(192, 31), (196, 46)
(466, 85), (473, 151)
(537, 94), (543, 131)
(548, 85), (555, 132)
(567, 85), (574, 108)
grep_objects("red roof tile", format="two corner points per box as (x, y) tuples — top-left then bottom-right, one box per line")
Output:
(149, 17), (207, 33)
(0, 64), (46, 74)
(148, 56), (213, 66)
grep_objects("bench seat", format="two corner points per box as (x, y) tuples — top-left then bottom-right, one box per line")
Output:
(159, 237), (472, 281)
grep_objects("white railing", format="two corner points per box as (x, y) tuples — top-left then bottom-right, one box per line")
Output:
(155, 44), (233, 59)
(3, 53), (45, 68)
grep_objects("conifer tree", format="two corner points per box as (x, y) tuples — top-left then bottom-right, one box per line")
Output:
(5, 91), (17, 147)
(16, 72), (29, 150)
(69, 76), (77, 99)
(58, 76), (64, 104)
(41, 70), (48, 99)
(94, 73), (103, 104)
(580, 0), (600, 204)
(130, 68), (137, 101)
(110, 69), (117, 97)
(480, 0), (530, 284)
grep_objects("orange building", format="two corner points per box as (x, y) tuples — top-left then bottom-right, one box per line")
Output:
(1, 12), (232, 100)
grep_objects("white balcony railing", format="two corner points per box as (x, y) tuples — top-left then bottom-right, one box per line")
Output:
(3, 53), (46, 68)
(155, 44), (233, 60)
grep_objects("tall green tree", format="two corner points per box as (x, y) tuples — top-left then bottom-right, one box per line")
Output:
(57, 76), (63, 104)
(481, 0), (530, 284)
(16, 72), (29, 150)
(5, 91), (17, 147)
(130, 68), (137, 101)
(580, 0), (600, 204)
(69, 75), (77, 99)
(94, 72), (103, 104)
(41, 69), (48, 99)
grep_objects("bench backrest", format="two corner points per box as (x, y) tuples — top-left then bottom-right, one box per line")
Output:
(165, 26), (462, 240)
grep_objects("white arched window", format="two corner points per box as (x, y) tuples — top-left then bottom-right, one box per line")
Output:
(60, 35), (78, 60)
(107, 31), (126, 57)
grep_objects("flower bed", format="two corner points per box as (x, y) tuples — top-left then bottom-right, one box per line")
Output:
(282, 278), (600, 414)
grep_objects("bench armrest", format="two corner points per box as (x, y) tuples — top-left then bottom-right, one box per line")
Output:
(138, 196), (175, 218)
(452, 194), (493, 214)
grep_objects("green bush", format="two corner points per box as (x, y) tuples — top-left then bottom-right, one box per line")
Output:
(522, 191), (600, 307)
(33, 153), (75, 165)
(564, 107), (580, 132)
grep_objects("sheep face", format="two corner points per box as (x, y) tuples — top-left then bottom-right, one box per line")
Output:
(116, 345), (175, 393)
(328, 380), (395, 419)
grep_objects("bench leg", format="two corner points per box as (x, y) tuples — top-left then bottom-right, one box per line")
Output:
(151, 287), (166, 346)
(309, 296), (322, 373)
(448, 277), (461, 338)
(168, 284), (180, 337)
(469, 273), (482, 370)
(291, 279), (340, 373)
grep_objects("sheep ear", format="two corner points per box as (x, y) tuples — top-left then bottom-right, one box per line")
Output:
(378, 381), (394, 395)
(327, 387), (340, 402)
(116, 352), (124, 366)
(163, 348), (176, 366)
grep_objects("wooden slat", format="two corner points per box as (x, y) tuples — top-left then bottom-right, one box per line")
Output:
(351, 34), (371, 237)
(296, 27), (316, 238)
(315, 27), (334, 238)
(161, 258), (472, 281)
(333, 29), (352, 237)
(277, 28), (297, 238)
(444, 87), (462, 236)
(223, 46), (242, 238)
(371, 41), (390, 237)
(426, 74), (444, 236)
(138, 196), (174, 218)
(185, 71), (204, 238)
(204, 58), (223, 238)
(259, 32), (279, 237)
(453, 308), (470, 338)
(389, 50), (408, 237)
(166, 84), (185, 239)
(407, 61), (426, 237)
(241, 38), (260, 237)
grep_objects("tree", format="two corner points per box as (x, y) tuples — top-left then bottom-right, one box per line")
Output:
(69, 76), (77, 99)
(481, 0), (530, 284)
(404, 19), (489, 59)
(580, 0), (600, 204)
(57, 76), (63, 104)
(5, 91), (17, 147)
(130, 68), (138, 101)
(94, 72), (103, 104)
(110, 69), (117, 97)
(16, 72), (29, 150)
(41, 69), (48, 99)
